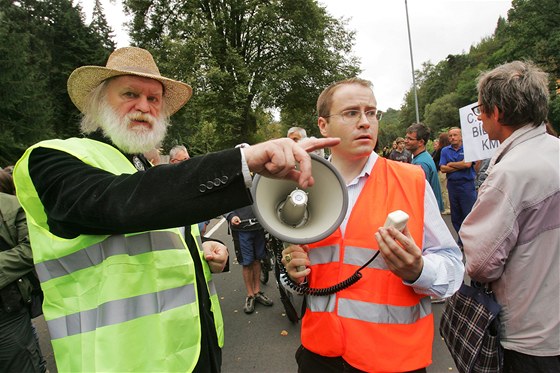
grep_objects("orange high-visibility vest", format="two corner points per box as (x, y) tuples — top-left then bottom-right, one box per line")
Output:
(301, 157), (433, 372)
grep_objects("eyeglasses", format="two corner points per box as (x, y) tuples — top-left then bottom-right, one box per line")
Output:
(324, 109), (382, 124)
(404, 135), (417, 141)
(472, 104), (483, 116)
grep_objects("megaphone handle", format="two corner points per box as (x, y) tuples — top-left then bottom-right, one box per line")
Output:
(282, 241), (307, 273)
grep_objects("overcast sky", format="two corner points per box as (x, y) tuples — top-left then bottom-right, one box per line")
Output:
(81, 0), (512, 111)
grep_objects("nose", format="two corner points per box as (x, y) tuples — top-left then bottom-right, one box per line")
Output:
(357, 112), (371, 127)
(135, 96), (150, 113)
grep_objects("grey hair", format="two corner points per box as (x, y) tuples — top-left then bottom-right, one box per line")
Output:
(169, 144), (188, 159)
(80, 80), (110, 134)
(477, 61), (549, 127)
(287, 126), (307, 138)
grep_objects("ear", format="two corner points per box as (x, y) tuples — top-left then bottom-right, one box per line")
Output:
(492, 106), (502, 123)
(318, 117), (328, 137)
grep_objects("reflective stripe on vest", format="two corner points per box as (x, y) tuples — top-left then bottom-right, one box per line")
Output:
(301, 157), (433, 372)
(306, 295), (431, 323)
(35, 231), (183, 282)
(48, 283), (196, 339)
(13, 138), (224, 372)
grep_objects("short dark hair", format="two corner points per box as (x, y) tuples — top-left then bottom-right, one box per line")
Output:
(406, 122), (431, 145)
(317, 78), (373, 118)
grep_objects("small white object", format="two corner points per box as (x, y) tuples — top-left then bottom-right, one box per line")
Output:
(383, 210), (409, 232)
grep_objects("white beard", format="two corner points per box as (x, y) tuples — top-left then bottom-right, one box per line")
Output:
(98, 106), (168, 154)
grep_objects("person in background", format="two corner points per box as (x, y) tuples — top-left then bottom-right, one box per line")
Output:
(389, 137), (412, 163)
(461, 60), (559, 372)
(0, 170), (46, 373)
(226, 205), (273, 314)
(12, 46), (338, 373)
(430, 139), (439, 158)
(282, 78), (464, 373)
(405, 123), (444, 212)
(433, 132), (450, 214)
(439, 127), (476, 248)
(287, 126), (307, 142)
(169, 144), (190, 163)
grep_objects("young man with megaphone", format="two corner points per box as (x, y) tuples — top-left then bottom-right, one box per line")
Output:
(281, 78), (465, 373)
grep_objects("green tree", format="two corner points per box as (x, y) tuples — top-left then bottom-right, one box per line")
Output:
(423, 93), (461, 135)
(123, 0), (359, 150)
(0, 0), (54, 165)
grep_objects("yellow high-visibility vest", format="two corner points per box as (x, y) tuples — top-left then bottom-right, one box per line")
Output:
(14, 138), (224, 372)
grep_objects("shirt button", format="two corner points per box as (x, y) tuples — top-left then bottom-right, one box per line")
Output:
(199, 184), (206, 192)
(220, 176), (229, 184)
(206, 181), (214, 189)
(213, 178), (221, 186)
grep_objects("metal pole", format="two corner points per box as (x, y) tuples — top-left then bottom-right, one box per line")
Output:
(405, 0), (420, 123)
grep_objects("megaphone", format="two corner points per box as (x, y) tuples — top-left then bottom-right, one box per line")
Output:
(251, 153), (348, 244)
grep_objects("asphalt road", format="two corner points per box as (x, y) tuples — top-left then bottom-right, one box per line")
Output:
(36, 214), (462, 373)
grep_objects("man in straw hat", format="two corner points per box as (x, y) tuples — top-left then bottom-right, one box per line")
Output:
(13, 46), (338, 372)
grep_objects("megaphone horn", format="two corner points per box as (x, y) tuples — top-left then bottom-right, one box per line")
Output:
(251, 153), (348, 244)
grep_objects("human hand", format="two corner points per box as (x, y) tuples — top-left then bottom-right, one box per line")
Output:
(202, 240), (229, 273)
(243, 137), (340, 189)
(374, 226), (423, 282)
(231, 216), (241, 226)
(281, 244), (311, 283)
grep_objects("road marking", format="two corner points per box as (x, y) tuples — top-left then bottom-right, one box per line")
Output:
(204, 217), (226, 238)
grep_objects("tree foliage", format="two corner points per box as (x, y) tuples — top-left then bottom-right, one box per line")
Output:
(0, 0), (114, 166)
(123, 0), (360, 153)
(395, 0), (560, 144)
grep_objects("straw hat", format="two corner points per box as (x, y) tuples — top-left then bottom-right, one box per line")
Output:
(67, 47), (192, 115)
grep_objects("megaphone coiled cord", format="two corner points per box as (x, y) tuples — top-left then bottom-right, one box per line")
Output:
(278, 250), (381, 296)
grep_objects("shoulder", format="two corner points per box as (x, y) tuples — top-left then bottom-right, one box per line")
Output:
(0, 193), (21, 220)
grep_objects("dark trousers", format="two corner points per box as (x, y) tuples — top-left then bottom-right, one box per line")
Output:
(447, 179), (477, 245)
(295, 345), (427, 373)
(0, 307), (43, 373)
(504, 349), (560, 373)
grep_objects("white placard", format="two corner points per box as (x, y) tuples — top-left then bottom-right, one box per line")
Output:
(459, 103), (500, 162)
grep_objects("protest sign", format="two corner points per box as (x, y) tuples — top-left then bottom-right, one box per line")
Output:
(459, 103), (500, 162)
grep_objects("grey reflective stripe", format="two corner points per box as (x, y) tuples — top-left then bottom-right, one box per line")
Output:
(208, 280), (217, 296)
(47, 284), (196, 340)
(36, 231), (183, 282)
(307, 294), (336, 312)
(308, 245), (339, 265)
(338, 296), (431, 324)
(343, 246), (387, 270)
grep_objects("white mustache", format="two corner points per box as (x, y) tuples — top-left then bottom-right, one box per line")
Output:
(127, 112), (156, 126)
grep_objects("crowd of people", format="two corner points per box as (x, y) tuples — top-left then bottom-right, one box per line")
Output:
(2, 46), (558, 373)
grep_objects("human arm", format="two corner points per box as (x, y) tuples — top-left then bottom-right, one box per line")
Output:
(29, 147), (252, 238)
(377, 184), (464, 298)
(441, 160), (473, 172)
(243, 137), (339, 189)
(0, 194), (34, 288)
(460, 185), (514, 282)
